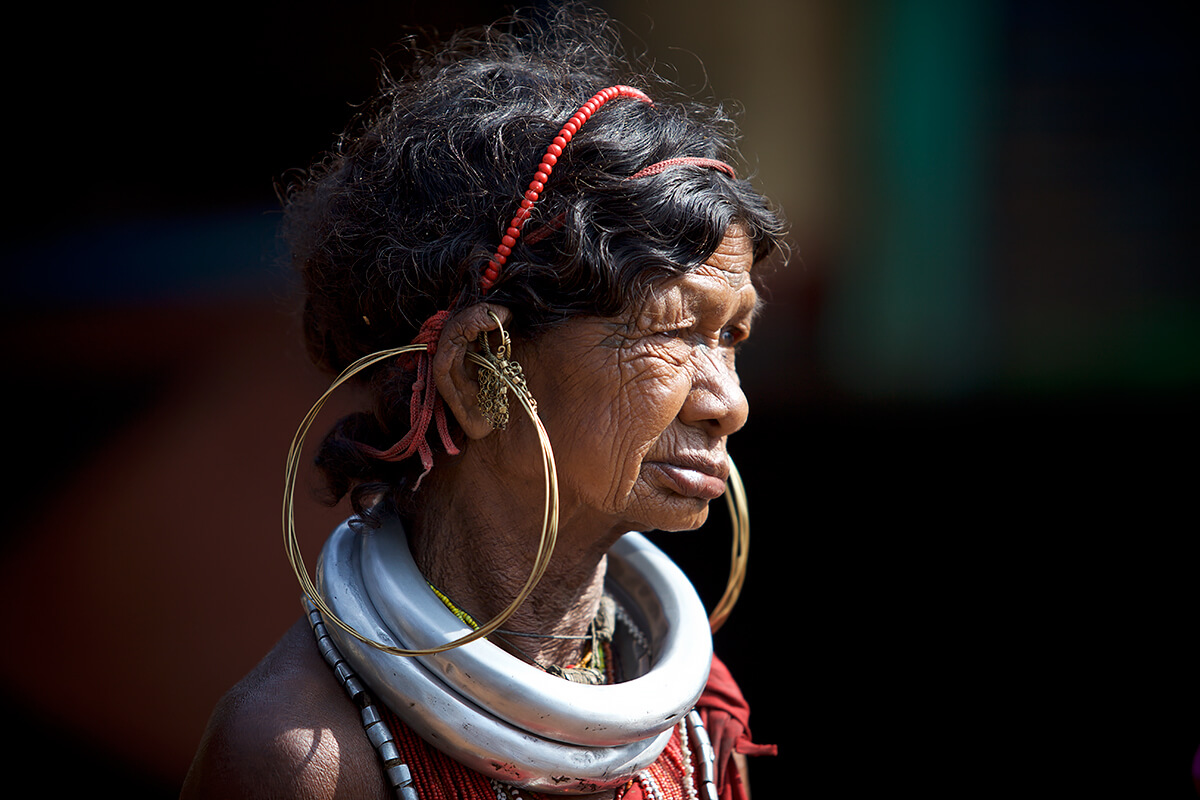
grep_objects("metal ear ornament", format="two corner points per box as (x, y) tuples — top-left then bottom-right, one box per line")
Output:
(476, 312), (535, 431)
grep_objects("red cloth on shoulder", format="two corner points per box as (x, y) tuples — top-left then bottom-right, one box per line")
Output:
(696, 655), (777, 800)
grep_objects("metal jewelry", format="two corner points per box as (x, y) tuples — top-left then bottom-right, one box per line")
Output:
(316, 517), (711, 793)
(686, 711), (719, 800)
(476, 311), (535, 431)
(284, 340), (559, 659)
(305, 598), (420, 800)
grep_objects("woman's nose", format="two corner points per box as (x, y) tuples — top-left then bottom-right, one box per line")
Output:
(679, 350), (749, 438)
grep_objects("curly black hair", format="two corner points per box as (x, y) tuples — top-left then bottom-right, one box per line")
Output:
(280, 3), (787, 516)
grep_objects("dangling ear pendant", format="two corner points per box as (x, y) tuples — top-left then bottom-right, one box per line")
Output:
(477, 312), (535, 431)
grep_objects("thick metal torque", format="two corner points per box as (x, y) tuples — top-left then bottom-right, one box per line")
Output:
(316, 520), (685, 793)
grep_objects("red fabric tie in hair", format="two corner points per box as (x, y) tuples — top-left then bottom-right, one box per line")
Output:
(628, 157), (737, 180)
(356, 310), (460, 487)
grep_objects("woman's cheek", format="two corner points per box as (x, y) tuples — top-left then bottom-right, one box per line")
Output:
(621, 362), (691, 424)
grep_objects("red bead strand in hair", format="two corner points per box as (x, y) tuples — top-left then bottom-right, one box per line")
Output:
(480, 84), (653, 291)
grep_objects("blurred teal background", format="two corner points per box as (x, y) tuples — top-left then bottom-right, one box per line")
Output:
(1, 1), (1194, 796)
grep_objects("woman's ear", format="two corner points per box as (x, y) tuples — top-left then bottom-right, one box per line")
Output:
(431, 303), (512, 440)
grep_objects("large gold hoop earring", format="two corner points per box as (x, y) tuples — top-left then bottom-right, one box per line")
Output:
(708, 456), (749, 633)
(283, 343), (559, 656)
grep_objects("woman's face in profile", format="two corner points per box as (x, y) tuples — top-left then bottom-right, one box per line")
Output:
(514, 227), (759, 535)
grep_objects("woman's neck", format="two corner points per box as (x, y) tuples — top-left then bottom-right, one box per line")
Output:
(406, 458), (621, 668)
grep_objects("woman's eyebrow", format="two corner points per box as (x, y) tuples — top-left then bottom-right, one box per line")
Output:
(681, 284), (763, 325)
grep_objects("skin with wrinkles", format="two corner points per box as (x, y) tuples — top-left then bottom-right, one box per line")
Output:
(181, 229), (757, 800)
(414, 228), (757, 669)
(523, 228), (757, 536)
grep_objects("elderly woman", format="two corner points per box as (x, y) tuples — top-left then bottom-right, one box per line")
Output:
(182, 6), (785, 800)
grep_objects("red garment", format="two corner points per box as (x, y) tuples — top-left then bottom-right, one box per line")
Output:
(697, 656), (777, 800)
(378, 655), (773, 799)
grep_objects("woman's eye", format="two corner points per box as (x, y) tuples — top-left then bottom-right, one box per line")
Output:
(720, 327), (744, 347)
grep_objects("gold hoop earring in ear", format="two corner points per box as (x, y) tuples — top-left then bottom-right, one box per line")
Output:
(283, 341), (558, 656)
(708, 455), (749, 633)
(476, 311), (535, 431)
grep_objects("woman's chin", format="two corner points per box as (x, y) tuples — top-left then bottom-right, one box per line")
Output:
(626, 494), (712, 534)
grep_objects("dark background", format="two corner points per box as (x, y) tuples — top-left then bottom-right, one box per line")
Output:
(1, 1), (1195, 796)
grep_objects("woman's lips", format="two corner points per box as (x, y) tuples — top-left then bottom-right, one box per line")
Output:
(647, 460), (728, 500)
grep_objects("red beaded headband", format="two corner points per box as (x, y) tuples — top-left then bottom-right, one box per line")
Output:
(482, 92), (738, 288)
(481, 84), (653, 291)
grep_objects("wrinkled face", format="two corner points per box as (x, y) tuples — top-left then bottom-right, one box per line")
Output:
(520, 228), (759, 535)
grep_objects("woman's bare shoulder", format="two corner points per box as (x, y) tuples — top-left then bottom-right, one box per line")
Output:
(180, 617), (390, 800)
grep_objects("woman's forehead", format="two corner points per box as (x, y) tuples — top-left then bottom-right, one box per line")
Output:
(637, 261), (760, 326)
(707, 226), (754, 273)
(676, 228), (756, 299)
(602, 228), (759, 330)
